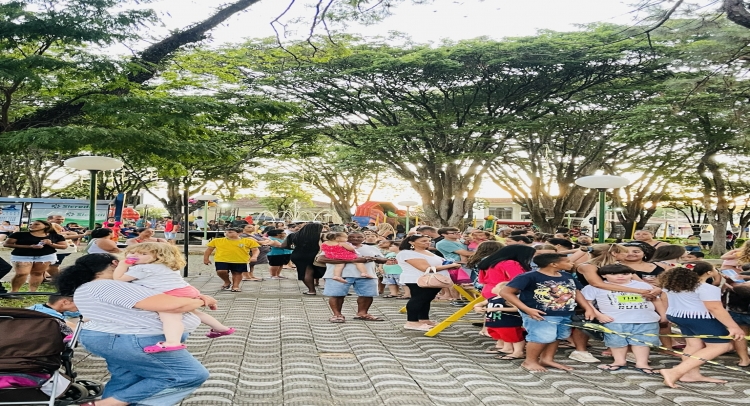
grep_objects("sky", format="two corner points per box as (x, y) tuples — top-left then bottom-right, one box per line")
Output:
(137, 0), (641, 206)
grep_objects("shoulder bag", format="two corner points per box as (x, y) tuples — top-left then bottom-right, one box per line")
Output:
(417, 266), (453, 289)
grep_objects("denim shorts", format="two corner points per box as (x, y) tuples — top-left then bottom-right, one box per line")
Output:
(519, 313), (572, 344)
(10, 253), (58, 263)
(383, 274), (401, 285)
(602, 322), (660, 348)
(164, 232), (176, 240)
(730, 311), (750, 326)
(323, 277), (378, 297)
(668, 315), (730, 343)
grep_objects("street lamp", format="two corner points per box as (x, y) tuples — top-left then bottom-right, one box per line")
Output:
(194, 195), (218, 241)
(565, 210), (576, 229)
(575, 175), (631, 243)
(64, 156), (124, 230)
(398, 200), (419, 233)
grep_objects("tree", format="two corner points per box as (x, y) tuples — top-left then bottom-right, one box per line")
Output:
(257, 172), (314, 219)
(234, 28), (668, 226)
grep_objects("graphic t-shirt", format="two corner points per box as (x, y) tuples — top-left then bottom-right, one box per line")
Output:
(506, 271), (583, 316)
(484, 297), (523, 328)
(435, 239), (467, 263)
(207, 237), (260, 263)
(581, 281), (659, 324)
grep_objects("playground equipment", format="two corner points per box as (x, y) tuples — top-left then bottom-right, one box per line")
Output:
(353, 201), (408, 227)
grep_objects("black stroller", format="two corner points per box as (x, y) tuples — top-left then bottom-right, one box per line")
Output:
(0, 306), (102, 405)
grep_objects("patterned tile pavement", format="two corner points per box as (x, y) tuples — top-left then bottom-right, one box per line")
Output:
(67, 265), (750, 406)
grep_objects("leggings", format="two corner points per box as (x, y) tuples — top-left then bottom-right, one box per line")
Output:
(405, 283), (442, 322)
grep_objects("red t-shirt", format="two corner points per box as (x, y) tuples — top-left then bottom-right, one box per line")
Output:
(479, 260), (526, 299)
(165, 220), (174, 232)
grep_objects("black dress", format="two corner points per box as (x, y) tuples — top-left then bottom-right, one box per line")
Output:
(285, 233), (325, 279)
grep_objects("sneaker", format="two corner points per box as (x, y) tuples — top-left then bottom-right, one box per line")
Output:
(568, 350), (600, 363)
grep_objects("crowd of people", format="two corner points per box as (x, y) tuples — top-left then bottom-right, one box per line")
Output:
(4, 214), (750, 403)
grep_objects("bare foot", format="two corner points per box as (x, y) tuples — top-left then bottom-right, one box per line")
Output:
(521, 361), (547, 372)
(678, 375), (727, 384)
(539, 359), (573, 371)
(332, 276), (347, 283)
(660, 368), (681, 388)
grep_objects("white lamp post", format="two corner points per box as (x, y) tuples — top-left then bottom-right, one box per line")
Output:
(398, 200), (419, 233)
(194, 195), (218, 241)
(64, 156), (124, 230)
(565, 210), (577, 229)
(575, 175), (631, 243)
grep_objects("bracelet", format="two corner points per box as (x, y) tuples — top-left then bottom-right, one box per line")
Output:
(198, 297), (208, 307)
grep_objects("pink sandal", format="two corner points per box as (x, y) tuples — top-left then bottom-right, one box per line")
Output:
(143, 342), (187, 353)
(206, 327), (235, 338)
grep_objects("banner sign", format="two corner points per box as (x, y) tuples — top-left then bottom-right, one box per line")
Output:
(0, 204), (23, 226)
(29, 202), (110, 224)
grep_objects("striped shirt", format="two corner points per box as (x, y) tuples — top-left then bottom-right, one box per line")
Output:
(126, 263), (190, 292)
(74, 279), (200, 335)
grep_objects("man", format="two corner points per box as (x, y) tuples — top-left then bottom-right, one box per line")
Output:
(47, 214), (86, 278)
(366, 221), (377, 231)
(436, 227), (473, 263)
(203, 228), (259, 292)
(194, 216), (206, 231)
(230, 216), (248, 228)
(317, 232), (387, 323)
(576, 235), (593, 247)
(415, 226), (441, 243)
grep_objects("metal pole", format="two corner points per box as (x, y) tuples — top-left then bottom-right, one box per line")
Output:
(405, 206), (410, 233)
(88, 170), (99, 230)
(183, 189), (190, 277)
(598, 189), (606, 243)
(203, 202), (208, 241)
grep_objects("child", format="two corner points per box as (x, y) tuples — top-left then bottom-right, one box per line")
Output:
(581, 264), (665, 374)
(683, 235), (702, 253)
(472, 282), (524, 359)
(115, 243), (235, 353)
(27, 294), (81, 338)
(500, 253), (596, 372)
(382, 242), (405, 298)
(658, 262), (745, 387)
(321, 232), (373, 283)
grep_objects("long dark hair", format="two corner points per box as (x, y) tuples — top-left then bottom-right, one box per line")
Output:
(31, 219), (55, 234)
(477, 245), (536, 272)
(620, 242), (655, 262)
(398, 234), (430, 251)
(55, 253), (118, 296)
(287, 223), (323, 249)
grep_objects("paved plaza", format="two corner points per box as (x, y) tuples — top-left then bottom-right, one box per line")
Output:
(59, 264), (750, 406)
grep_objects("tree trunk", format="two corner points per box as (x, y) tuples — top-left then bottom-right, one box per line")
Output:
(331, 200), (353, 223)
(724, 0), (750, 29)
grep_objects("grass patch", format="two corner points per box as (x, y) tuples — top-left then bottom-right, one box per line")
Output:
(0, 281), (57, 308)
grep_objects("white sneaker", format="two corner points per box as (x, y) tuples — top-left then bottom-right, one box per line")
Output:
(568, 350), (600, 363)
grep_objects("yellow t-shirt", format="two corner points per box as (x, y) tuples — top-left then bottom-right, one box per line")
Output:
(207, 237), (260, 263)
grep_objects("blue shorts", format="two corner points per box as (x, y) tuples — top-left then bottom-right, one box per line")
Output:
(668, 315), (730, 343)
(383, 274), (401, 285)
(602, 322), (660, 348)
(164, 232), (176, 240)
(323, 277), (378, 298)
(519, 313), (572, 344)
(729, 311), (750, 326)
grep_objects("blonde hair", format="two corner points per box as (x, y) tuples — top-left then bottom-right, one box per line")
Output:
(737, 240), (750, 264)
(377, 223), (395, 236)
(585, 244), (628, 268)
(123, 242), (186, 271)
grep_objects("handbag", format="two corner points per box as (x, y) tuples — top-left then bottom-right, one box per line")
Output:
(417, 267), (453, 288)
(448, 267), (472, 284)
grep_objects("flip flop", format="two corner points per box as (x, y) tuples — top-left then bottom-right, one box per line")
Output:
(143, 342), (187, 353)
(353, 315), (384, 321)
(485, 349), (503, 354)
(382, 295), (399, 298)
(496, 355), (523, 360)
(632, 367), (661, 375)
(302, 292), (317, 295)
(329, 315), (345, 323)
(221, 285), (231, 290)
(230, 289), (242, 292)
(597, 364), (627, 371)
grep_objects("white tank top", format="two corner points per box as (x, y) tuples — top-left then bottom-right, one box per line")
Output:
(87, 239), (111, 254)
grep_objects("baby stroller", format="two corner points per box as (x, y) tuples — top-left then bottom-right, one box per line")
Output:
(0, 307), (102, 405)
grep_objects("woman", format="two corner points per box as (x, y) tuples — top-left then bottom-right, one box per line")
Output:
(619, 242), (663, 284)
(4, 220), (67, 292)
(633, 229), (667, 248)
(0, 220), (18, 241)
(659, 262), (745, 387)
(397, 234), (462, 331)
(103, 217), (121, 241)
(87, 228), (122, 254)
(650, 244), (686, 270)
(282, 222), (325, 295)
(468, 230), (492, 250)
(727, 283), (750, 367)
(125, 228), (168, 245)
(720, 240), (750, 274)
(476, 245), (536, 299)
(376, 223), (396, 241)
(240, 224), (271, 281)
(55, 254), (213, 406)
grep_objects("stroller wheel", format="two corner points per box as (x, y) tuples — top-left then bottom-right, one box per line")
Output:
(59, 382), (88, 402)
(75, 380), (103, 399)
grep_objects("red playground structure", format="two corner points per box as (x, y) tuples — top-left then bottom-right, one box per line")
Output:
(352, 201), (406, 226)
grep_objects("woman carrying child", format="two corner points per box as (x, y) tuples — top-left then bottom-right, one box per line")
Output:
(114, 243), (235, 353)
(658, 261), (746, 387)
(322, 232), (375, 283)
